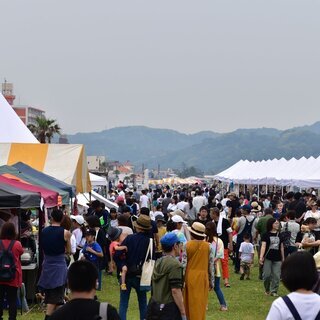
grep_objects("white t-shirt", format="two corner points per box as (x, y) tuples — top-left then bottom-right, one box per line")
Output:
(167, 203), (178, 212)
(192, 196), (207, 213)
(304, 210), (320, 231)
(177, 201), (188, 211)
(304, 210), (320, 221)
(239, 242), (254, 263)
(70, 234), (77, 254)
(118, 226), (133, 236)
(110, 219), (118, 228)
(266, 292), (320, 320)
(140, 195), (149, 208)
(221, 198), (229, 208)
(72, 228), (83, 246)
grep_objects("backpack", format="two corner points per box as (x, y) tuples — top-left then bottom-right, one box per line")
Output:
(0, 240), (16, 282)
(241, 217), (256, 242)
(282, 295), (320, 320)
(279, 222), (291, 249)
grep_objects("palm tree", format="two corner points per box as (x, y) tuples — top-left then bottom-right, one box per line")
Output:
(28, 116), (61, 143)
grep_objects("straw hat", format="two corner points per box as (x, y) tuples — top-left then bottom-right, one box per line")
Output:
(188, 222), (206, 238)
(133, 215), (152, 231)
(251, 201), (262, 212)
(169, 209), (185, 219)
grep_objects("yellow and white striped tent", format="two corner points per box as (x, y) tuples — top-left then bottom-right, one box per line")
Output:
(0, 143), (91, 193)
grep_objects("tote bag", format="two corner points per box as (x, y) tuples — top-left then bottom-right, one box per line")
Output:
(140, 238), (155, 291)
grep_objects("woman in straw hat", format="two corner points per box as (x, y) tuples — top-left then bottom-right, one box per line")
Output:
(182, 222), (214, 320)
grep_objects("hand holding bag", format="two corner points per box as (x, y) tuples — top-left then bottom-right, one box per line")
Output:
(140, 238), (155, 291)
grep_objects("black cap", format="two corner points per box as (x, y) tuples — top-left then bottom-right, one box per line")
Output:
(106, 227), (122, 241)
(85, 228), (96, 236)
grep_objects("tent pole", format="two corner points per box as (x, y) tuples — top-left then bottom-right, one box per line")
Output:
(37, 208), (44, 282)
(70, 197), (73, 215)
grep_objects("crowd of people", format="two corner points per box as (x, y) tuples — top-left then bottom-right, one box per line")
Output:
(2, 182), (320, 319)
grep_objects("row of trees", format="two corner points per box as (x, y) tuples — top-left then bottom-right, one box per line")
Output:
(28, 116), (61, 143)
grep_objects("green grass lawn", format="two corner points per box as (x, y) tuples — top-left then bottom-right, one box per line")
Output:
(13, 260), (287, 320)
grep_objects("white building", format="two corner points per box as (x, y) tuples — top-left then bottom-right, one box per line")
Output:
(87, 156), (106, 171)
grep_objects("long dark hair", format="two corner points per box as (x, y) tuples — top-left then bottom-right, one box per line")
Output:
(187, 196), (193, 210)
(0, 222), (17, 240)
(205, 221), (218, 243)
(266, 218), (277, 232)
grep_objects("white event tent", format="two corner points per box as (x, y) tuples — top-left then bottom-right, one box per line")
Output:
(89, 173), (107, 186)
(0, 93), (39, 143)
(77, 190), (118, 211)
(213, 157), (320, 188)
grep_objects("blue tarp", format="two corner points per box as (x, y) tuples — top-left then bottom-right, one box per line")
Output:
(0, 165), (70, 205)
(13, 162), (75, 198)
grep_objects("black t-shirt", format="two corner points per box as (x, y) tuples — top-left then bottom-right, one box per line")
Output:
(227, 199), (240, 218)
(50, 299), (120, 320)
(296, 231), (319, 255)
(261, 232), (283, 261)
(194, 217), (211, 227)
(215, 218), (231, 248)
(288, 200), (307, 219)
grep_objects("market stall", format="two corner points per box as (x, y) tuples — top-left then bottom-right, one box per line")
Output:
(0, 143), (91, 193)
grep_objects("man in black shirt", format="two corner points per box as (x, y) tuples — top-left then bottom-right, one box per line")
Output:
(288, 192), (307, 219)
(226, 193), (240, 219)
(51, 260), (120, 320)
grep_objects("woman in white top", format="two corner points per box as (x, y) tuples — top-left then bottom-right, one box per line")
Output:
(167, 195), (178, 213)
(266, 251), (320, 320)
(304, 201), (320, 232)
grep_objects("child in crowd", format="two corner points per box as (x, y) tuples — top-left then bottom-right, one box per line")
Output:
(107, 227), (128, 290)
(70, 215), (85, 261)
(239, 233), (254, 280)
(81, 228), (103, 280)
(109, 208), (119, 228)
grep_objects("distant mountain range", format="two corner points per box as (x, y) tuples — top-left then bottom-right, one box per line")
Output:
(67, 122), (320, 174)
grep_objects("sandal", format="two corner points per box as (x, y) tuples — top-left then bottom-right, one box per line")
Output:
(224, 283), (231, 288)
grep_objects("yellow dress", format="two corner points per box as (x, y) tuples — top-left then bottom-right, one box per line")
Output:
(183, 240), (210, 320)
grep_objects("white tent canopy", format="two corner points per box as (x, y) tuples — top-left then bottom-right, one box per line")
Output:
(0, 93), (38, 143)
(89, 173), (107, 186)
(213, 157), (320, 188)
(77, 190), (118, 211)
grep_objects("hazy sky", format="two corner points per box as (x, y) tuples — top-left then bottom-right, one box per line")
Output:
(1, 1), (319, 135)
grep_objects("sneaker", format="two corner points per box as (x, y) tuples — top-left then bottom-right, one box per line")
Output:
(224, 283), (231, 288)
(240, 274), (245, 280)
(264, 291), (270, 296)
(220, 306), (228, 311)
(270, 292), (279, 297)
